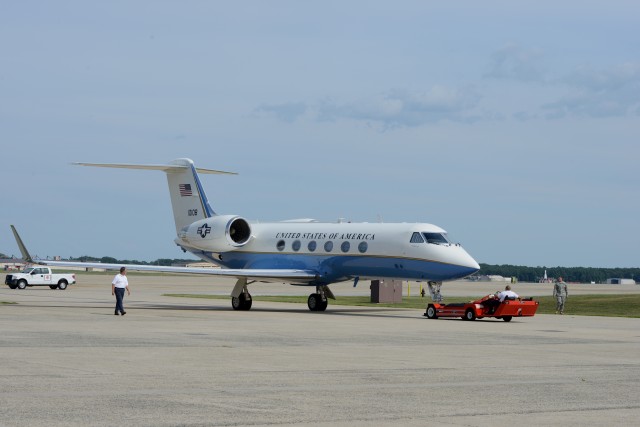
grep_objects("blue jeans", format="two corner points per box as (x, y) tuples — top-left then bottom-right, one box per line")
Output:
(115, 288), (125, 313)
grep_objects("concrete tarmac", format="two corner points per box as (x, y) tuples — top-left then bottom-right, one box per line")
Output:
(1, 275), (639, 426)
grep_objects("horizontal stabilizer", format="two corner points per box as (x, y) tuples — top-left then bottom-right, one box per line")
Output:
(72, 162), (237, 175)
(73, 158), (235, 232)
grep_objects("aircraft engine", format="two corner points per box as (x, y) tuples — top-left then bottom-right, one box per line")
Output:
(179, 215), (252, 252)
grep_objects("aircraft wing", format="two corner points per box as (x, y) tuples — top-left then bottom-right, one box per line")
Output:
(29, 260), (318, 283)
(10, 225), (318, 284)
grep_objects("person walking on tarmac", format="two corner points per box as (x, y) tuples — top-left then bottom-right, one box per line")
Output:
(553, 277), (568, 314)
(112, 267), (130, 315)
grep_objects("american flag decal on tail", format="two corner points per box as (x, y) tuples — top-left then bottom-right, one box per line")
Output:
(179, 184), (192, 196)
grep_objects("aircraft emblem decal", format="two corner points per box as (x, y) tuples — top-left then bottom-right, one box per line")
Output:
(179, 183), (192, 197)
(197, 223), (211, 238)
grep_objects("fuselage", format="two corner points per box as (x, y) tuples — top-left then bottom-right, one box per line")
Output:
(178, 220), (480, 285)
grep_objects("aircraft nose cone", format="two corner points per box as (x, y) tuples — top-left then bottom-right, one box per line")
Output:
(458, 250), (480, 277)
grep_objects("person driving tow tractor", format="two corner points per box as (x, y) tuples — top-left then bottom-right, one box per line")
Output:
(497, 285), (519, 302)
(482, 285), (519, 314)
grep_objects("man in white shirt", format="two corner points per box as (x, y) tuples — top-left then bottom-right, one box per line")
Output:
(111, 267), (130, 315)
(497, 285), (519, 302)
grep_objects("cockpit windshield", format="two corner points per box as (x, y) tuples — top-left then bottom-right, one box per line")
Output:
(422, 232), (450, 245)
(410, 232), (425, 243)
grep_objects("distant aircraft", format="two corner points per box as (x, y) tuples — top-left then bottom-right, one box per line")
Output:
(11, 158), (480, 311)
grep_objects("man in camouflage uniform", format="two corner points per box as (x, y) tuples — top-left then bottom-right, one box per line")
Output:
(553, 276), (568, 314)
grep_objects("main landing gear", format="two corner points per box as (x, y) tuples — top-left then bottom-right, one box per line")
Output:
(307, 285), (334, 312)
(231, 278), (252, 311)
(307, 293), (327, 311)
(231, 292), (252, 310)
(230, 279), (335, 312)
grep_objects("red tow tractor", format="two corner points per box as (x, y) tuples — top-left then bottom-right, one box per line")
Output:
(424, 294), (539, 322)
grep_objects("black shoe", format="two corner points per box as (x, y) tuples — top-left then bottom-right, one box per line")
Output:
(121, 311), (126, 316)
(114, 312), (119, 315)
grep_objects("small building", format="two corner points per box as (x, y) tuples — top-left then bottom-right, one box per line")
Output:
(476, 275), (510, 282)
(1, 258), (26, 271)
(605, 278), (636, 285)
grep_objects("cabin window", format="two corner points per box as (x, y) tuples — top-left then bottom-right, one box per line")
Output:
(410, 232), (425, 243)
(292, 240), (301, 252)
(358, 242), (368, 253)
(324, 241), (333, 252)
(423, 232), (450, 245)
(341, 241), (350, 253)
(308, 241), (317, 252)
(276, 240), (286, 251)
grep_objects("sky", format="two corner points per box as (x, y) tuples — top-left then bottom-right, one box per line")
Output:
(1, 1), (638, 268)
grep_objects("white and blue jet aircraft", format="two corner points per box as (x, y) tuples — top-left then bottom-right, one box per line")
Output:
(11, 158), (480, 311)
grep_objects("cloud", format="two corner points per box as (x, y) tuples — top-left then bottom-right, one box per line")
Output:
(543, 63), (640, 118)
(254, 87), (482, 128)
(483, 43), (640, 120)
(513, 111), (536, 121)
(256, 57), (640, 127)
(563, 63), (640, 92)
(317, 87), (482, 128)
(485, 44), (545, 82)
(254, 102), (307, 123)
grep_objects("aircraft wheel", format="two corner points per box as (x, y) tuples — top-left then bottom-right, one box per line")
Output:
(58, 281), (68, 290)
(317, 299), (328, 311)
(231, 293), (252, 310)
(17, 280), (27, 290)
(502, 316), (512, 322)
(307, 293), (322, 311)
(425, 305), (438, 319)
(49, 285), (58, 289)
(464, 309), (476, 321)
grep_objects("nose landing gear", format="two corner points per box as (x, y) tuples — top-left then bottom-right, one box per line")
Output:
(427, 281), (443, 302)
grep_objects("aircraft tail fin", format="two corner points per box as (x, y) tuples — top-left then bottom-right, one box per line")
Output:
(73, 158), (237, 234)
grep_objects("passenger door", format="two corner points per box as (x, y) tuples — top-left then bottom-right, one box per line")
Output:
(31, 268), (52, 285)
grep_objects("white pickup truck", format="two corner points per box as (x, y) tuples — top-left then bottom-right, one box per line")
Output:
(5, 267), (76, 290)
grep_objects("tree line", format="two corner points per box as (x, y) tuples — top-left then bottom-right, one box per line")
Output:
(70, 255), (199, 267)
(478, 264), (640, 283)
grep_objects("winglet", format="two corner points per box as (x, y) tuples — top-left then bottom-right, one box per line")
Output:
(10, 225), (35, 263)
